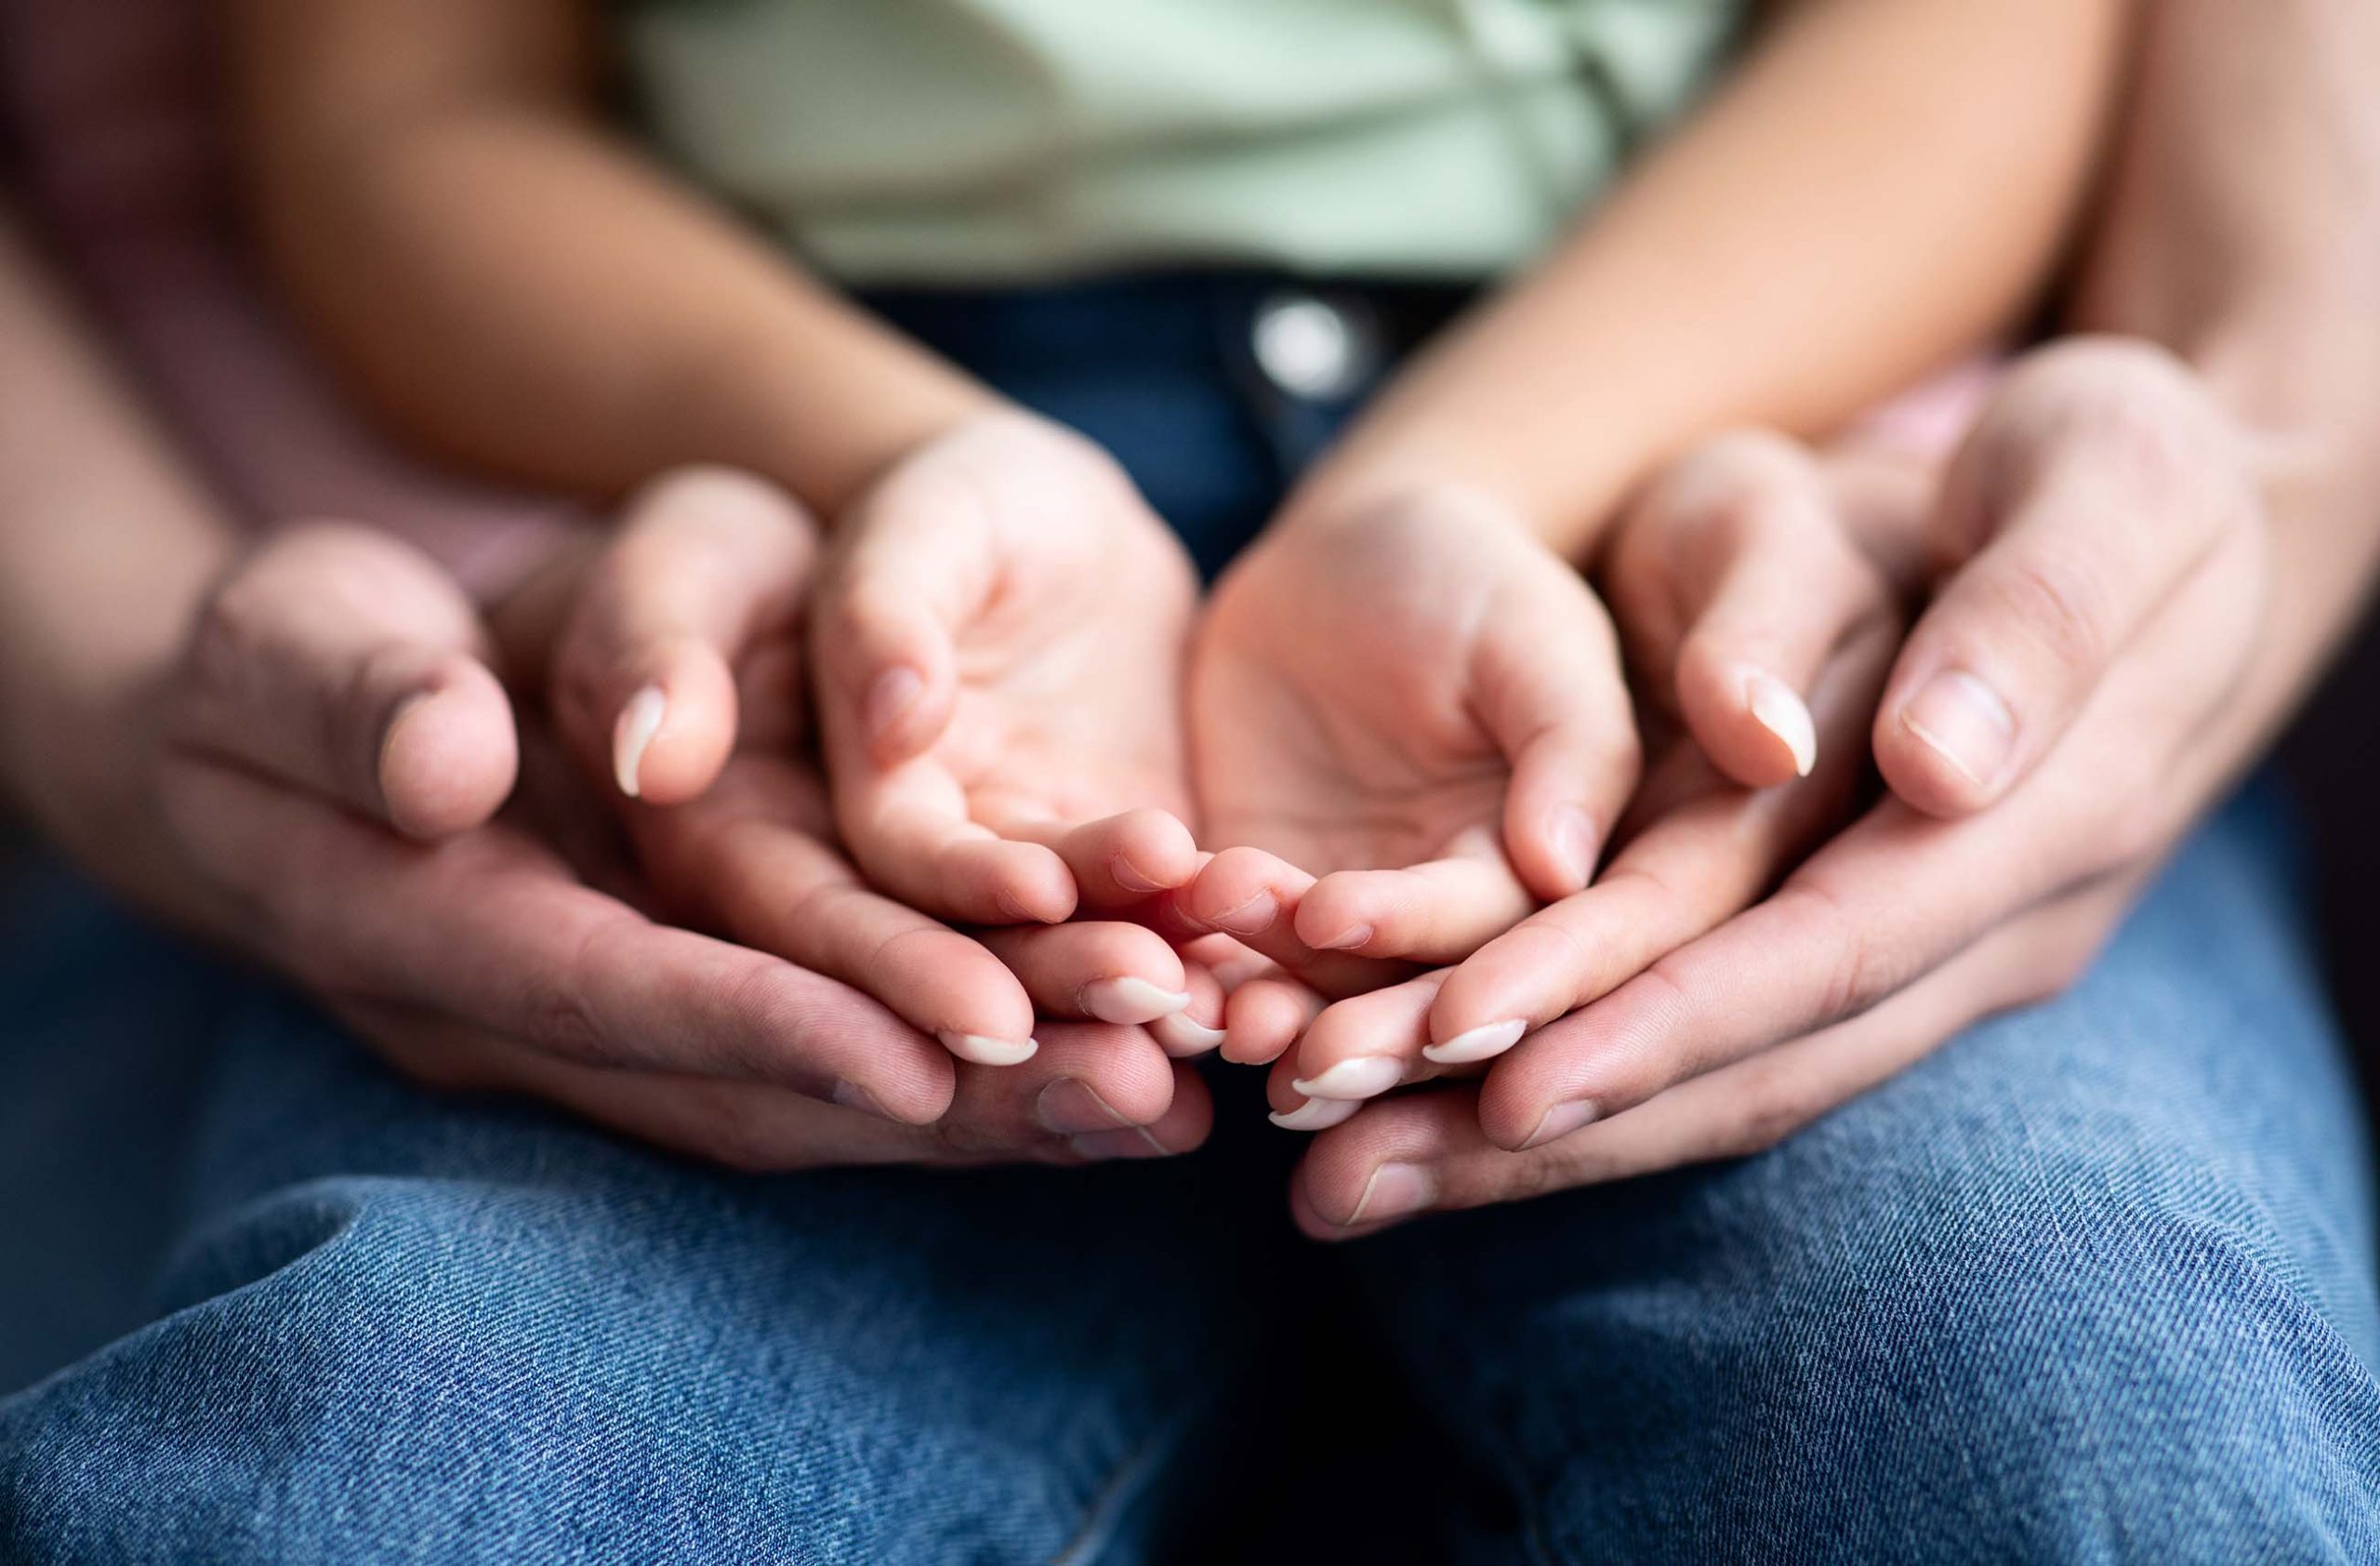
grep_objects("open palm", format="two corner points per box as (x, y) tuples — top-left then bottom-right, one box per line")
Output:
(1185, 487), (1640, 975)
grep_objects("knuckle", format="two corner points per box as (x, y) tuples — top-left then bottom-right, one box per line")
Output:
(1979, 546), (2113, 678)
(1774, 877), (1899, 1022)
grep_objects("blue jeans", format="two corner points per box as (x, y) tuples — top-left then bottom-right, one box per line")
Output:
(5, 276), (2378, 1563)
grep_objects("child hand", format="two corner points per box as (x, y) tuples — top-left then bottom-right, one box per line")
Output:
(1180, 484), (1640, 990)
(1260, 433), (1905, 1121)
(536, 467), (1207, 1068)
(809, 412), (1204, 936)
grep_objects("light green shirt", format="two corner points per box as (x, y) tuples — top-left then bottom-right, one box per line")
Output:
(617, 0), (1747, 285)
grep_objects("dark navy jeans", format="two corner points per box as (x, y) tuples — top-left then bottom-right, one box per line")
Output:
(4, 276), (2379, 1563)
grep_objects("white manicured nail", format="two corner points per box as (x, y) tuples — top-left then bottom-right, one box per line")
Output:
(1744, 669), (1817, 778)
(1152, 1012), (1227, 1058)
(938, 1030), (1038, 1067)
(613, 685), (667, 798)
(1423, 1018), (1527, 1066)
(1268, 1096), (1362, 1133)
(1290, 1055), (1405, 1101)
(1080, 977), (1193, 1026)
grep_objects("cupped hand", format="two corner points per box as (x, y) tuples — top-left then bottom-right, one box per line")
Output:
(809, 411), (1203, 931)
(1283, 340), (2289, 1235)
(142, 510), (1210, 1171)
(1257, 435), (1905, 1117)
(1181, 485), (1640, 987)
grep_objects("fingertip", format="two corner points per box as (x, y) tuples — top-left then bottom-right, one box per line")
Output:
(945, 838), (1078, 924)
(1099, 807), (1201, 896)
(378, 658), (517, 840)
(1875, 667), (2016, 817)
(1677, 657), (1813, 790)
(1182, 845), (1302, 935)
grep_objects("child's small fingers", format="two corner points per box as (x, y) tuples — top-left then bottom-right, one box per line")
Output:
(1177, 847), (1408, 998)
(994, 806), (1202, 909)
(843, 766), (1078, 925)
(974, 922), (1191, 1025)
(1473, 593), (1641, 904)
(1223, 976), (1325, 1066)
(1153, 961), (1229, 1057)
(1293, 828), (1533, 962)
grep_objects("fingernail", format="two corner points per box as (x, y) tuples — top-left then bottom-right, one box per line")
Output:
(1079, 977), (1193, 1026)
(1036, 1077), (1129, 1135)
(1311, 922), (1373, 953)
(1551, 806), (1598, 891)
(1423, 1018), (1527, 1066)
(1268, 1096), (1362, 1133)
(1521, 1098), (1598, 1150)
(1290, 1055), (1405, 1101)
(1152, 1011), (1227, 1058)
(830, 1080), (895, 1121)
(938, 1030), (1038, 1067)
(1070, 1126), (1170, 1161)
(1110, 856), (1167, 895)
(1347, 1162), (1436, 1226)
(1205, 890), (1277, 936)
(613, 685), (667, 799)
(1743, 669), (1818, 778)
(1899, 670), (2015, 791)
(865, 666), (924, 743)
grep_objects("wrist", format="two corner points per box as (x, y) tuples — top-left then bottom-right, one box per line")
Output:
(703, 319), (1006, 521)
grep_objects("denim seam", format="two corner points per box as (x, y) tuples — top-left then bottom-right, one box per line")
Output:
(1050, 1390), (1217, 1566)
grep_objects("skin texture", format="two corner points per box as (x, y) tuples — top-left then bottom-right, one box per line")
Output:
(0, 230), (1210, 1169)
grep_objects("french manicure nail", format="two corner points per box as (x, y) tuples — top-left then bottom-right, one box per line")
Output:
(613, 685), (666, 799)
(1311, 922), (1374, 953)
(1348, 1162), (1436, 1226)
(1899, 669), (2015, 791)
(1080, 976), (1193, 1026)
(1070, 1126), (1170, 1161)
(1522, 1098), (1599, 1149)
(1036, 1077), (1129, 1135)
(1423, 1018), (1527, 1066)
(1152, 1011), (1227, 1058)
(865, 666), (923, 742)
(1551, 806), (1598, 891)
(1268, 1096), (1362, 1133)
(1290, 1055), (1405, 1102)
(938, 1030), (1038, 1067)
(1743, 669), (1818, 778)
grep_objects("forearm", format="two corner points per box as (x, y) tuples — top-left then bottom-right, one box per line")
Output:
(2082, 0), (2380, 743)
(1289, 0), (2127, 555)
(231, 2), (995, 517)
(0, 212), (231, 868)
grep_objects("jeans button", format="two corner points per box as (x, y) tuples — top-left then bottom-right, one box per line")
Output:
(1250, 290), (1376, 402)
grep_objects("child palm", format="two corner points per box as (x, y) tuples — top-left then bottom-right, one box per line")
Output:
(1184, 487), (1640, 979)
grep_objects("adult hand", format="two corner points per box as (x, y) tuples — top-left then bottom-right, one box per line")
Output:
(1287, 340), (2293, 1234)
(1180, 485), (1640, 992)
(143, 511), (1210, 1170)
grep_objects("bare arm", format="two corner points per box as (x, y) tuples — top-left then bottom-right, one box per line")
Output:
(0, 210), (231, 884)
(1290, 0), (2133, 555)
(225, 0), (995, 517)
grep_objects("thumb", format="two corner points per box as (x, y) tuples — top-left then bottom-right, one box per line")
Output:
(174, 524), (516, 839)
(553, 467), (819, 805)
(1875, 340), (2252, 816)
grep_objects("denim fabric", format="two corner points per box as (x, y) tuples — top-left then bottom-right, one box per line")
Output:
(4, 274), (2378, 1562)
